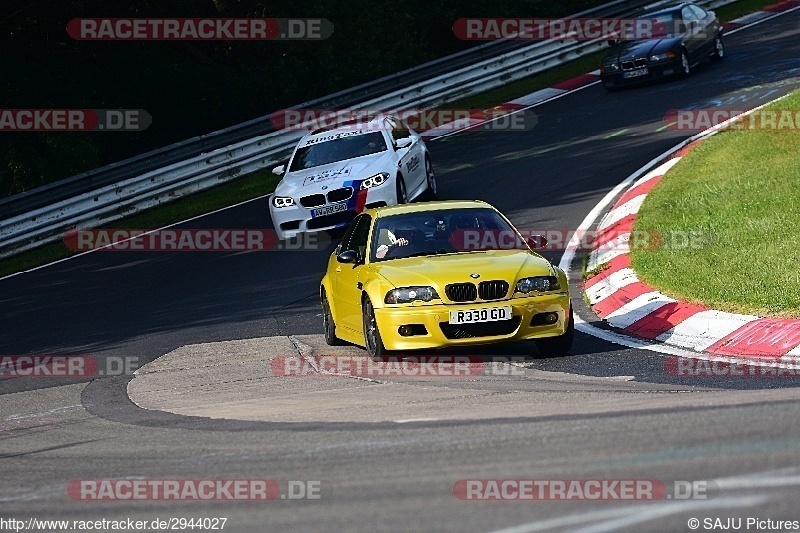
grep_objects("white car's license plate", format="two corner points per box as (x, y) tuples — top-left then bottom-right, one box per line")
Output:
(311, 202), (347, 217)
(449, 306), (512, 324)
(623, 68), (648, 78)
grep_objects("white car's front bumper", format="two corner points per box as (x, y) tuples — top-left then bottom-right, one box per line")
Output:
(269, 181), (396, 240)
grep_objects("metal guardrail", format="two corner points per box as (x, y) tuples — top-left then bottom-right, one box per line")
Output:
(0, 0), (736, 258)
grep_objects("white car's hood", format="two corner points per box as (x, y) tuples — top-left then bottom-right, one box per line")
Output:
(275, 152), (393, 197)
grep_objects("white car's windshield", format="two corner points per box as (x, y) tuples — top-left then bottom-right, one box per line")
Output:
(371, 208), (525, 262)
(290, 131), (387, 171)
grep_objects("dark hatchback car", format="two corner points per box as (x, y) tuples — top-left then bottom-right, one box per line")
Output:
(600, 2), (724, 90)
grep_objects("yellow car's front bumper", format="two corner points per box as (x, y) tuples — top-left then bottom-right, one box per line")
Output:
(373, 292), (570, 351)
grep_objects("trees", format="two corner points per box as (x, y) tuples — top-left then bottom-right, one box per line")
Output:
(2, 0), (601, 196)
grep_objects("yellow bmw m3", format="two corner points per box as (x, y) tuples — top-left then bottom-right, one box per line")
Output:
(319, 200), (573, 357)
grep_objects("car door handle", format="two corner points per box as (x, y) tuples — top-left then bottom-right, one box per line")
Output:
(357, 282), (363, 290)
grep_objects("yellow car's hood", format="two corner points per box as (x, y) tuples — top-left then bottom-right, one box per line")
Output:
(371, 249), (554, 289)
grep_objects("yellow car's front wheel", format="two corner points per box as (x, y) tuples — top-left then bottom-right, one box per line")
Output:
(362, 297), (388, 357)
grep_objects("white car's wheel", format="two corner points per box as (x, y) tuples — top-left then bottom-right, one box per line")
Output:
(424, 156), (437, 200)
(396, 175), (407, 204)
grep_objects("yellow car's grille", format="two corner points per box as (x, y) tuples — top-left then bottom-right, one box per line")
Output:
(445, 283), (477, 302)
(445, 280), (509, 302)
(478, 280), (509, 300)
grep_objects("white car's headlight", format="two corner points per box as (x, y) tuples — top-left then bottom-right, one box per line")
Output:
(515, 276), (560, 294)
(272, 196), (295, 208)
(385, 286), (439, 304)
(360, 172), (390, 190)
(650, 52), (676, 62)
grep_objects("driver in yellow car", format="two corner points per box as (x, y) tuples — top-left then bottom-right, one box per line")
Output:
(374, 227), (409, 259)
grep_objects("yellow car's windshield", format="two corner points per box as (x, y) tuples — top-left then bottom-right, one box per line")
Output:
(370, 208), (526, 262)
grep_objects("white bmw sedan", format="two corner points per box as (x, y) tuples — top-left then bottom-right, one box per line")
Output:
(269, 115), (436, 240)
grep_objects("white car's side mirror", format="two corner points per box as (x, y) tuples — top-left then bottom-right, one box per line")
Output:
(395, 137), (413, 149)
(272, 164), (286, 176)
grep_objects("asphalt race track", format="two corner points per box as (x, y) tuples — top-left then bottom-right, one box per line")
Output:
(3, 11), (800, 532)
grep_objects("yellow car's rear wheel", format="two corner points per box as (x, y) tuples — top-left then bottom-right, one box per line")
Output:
(362, 297), (388, 357)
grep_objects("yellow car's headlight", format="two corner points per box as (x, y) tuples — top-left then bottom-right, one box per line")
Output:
(515, 276), (560, 294)
(385, 286), (439, 304)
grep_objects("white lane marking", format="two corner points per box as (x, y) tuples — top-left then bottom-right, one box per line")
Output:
(787, 344), (800, 356)
(586, 268), (639, 305)
(492, 466), (800, 533)
(657, 310), (759, 352)
(395, 418), (439, 423)
(0, 484), (66, 503)
(580, 469), (800, 533)
(729, 11), (774, 25)
(717, 474), (800, 490)
(633, 157), (681, 188)
(596, 195), (646, 230)
(4, 404), (85, 421)
(508, 88), (567, 107)
(586, 233), (629, 272)
(492, 496), (765, 533)
(561, 49), (798, 358)
(430, 81), (603, 141)
(605, 292), (675, 328)
(422, 118), (486, 138)
(0, 193), (272, 283)
(573, 496), (765, 533)
(724, 4), (800, 36)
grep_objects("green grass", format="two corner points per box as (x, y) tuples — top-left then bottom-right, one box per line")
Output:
(0, 0), (781, 277)
(0, 169), (280, 278)
(630, 90), (800, 318)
